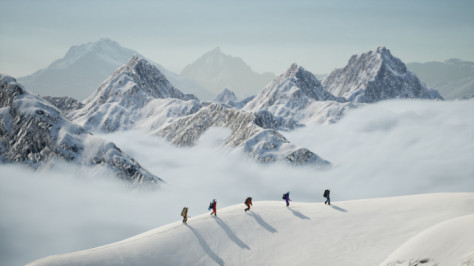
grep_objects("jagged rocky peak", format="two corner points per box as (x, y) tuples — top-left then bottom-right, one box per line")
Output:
(0, 75), (161, 184)
(84, 55), (197, 108)
(323, 47), (443, 103)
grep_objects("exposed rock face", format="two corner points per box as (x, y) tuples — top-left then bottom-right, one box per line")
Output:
(157, 103), (330, 165)
(43, 96), (85, 114)
(0, 75), (161, 184)
(69, 56), (201, 132)
(243, 63), (350, 125)
(323, 47), (443, 103)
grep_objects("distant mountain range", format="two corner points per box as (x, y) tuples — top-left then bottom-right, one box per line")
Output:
(17, 38), (213, 101)
(1, 45), (446, 175)
(407, 59), (474, 99)
(181, 47), (275, 99)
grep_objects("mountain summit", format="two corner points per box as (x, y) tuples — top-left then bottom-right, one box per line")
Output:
(69, 56), (200, 132)
(243, 63), (349, 125)
(323, 47), (443, 103)
(18, 38), (211, 100)
(181, 47), (275, 99)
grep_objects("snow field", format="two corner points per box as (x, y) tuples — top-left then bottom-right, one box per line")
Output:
(29, 193), (474, 266)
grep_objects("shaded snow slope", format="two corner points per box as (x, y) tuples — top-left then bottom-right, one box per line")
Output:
(244, 63), (352, 125)
(381, 214), (474, 266)
(17, 38), (212, 100)
(181, 47), (275, 99)
(0, 74), (161, 183)
(69, 56), (201, 132)
(323, 47), (443, 103)
(29, 193), (474, 266)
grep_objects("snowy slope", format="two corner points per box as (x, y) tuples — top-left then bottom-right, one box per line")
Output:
(181, 47), (275, 99)
(28, 193), (474, 266)
(243, 63), (352, 125)
(0, 74), (161, 183)
(17, 38), (212, 100)
(323, 47), (443, 103)
(69, 56), (201, 133)
(381, 214), (474, 266)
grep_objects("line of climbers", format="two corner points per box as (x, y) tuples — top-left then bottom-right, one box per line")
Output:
(181, 189), (331, 223)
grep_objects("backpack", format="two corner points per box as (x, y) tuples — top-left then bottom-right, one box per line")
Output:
(245, 197), (252, 205)
(282, 193), (287, 200)
(323, 190), (329, 197)
(208, 202), (213, 210)
(181, 207), (188, 216)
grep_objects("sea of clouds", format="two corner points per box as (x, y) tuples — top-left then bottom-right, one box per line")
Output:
(1, 99), (473, 265)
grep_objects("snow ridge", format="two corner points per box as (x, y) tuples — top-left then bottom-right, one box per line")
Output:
(323, 47), (443, 103)
(157, 103), (328, 165)
(27, 193), (474, 266)
(0, 74), (161, 183)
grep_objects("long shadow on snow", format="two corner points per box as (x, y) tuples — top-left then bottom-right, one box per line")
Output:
(330, 205), (348, 212)
(288, 208), (310, 220)
(247, 211), (277, 233)
(185, 224), (225, 266)
(214, 217), (251, 250)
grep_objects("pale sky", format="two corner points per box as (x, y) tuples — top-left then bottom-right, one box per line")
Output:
(1, 0), (473, 77)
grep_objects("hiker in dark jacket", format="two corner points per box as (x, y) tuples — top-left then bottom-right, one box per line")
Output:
(324, 189), (331, 205)
(284, 191), (291, 207)
(244, 197), (253, 212)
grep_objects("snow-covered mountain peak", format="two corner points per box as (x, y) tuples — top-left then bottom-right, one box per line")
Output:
(68, 57), (200, 132)
(243, 63), (344, 119)
(82, 56), (197, 108)
(324, 47), (442, 103)
(281, 63), (303, 78)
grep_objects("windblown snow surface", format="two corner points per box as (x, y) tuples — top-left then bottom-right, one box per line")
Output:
(1, 99), (474, 265)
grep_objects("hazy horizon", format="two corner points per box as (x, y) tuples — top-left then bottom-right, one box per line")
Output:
(1, 0), (473, 78)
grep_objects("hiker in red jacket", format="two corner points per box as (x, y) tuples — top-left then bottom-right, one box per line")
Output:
(244, 197), (253, 212)
(209, 199), (217, 216)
